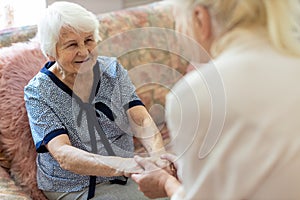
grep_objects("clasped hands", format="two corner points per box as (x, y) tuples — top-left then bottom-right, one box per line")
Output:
(124, 153), (179, 199)
(104, 153), (179, 198)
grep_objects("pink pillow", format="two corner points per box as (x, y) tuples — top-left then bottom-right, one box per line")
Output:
(0, 41), (47, 200)
(0, 166), (31, 199)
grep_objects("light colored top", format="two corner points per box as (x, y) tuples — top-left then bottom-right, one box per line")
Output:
(24, 56), (143, 192)
(166, 29), (300, 200)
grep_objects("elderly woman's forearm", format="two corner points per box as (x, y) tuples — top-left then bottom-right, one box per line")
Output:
(133, 127), (167, 158)
(46, 135), (126, 177)
(127, 106), (166, 156)
(138, 129), (166, 157)
(50, 144), (124, 176)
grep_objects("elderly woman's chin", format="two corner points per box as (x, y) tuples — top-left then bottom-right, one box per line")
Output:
(75, 56), (97, 74)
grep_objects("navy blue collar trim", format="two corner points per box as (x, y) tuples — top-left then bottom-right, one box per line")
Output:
(40, 61), (100, 104)
(40, 61), (73, 97)
(40, 61), (143, 122)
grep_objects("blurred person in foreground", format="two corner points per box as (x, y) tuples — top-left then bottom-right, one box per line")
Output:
(132, 0), (300, 199)
(24, 1), (167, 200)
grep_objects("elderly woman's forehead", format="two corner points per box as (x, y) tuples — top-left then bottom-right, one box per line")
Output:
(59, 27), (94, 37)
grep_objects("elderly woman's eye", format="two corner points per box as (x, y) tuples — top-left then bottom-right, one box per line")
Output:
(67, 43), (77, 48)
(85, 38), (94, 43)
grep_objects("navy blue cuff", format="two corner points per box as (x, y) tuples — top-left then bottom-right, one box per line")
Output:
(123, 100), (145, 111)
(36, 128), (68, 153)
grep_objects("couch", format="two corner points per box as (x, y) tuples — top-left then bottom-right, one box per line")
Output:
(0, 2), (190, 199)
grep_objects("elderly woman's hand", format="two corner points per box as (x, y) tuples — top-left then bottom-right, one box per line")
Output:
(121, 157), (144, 177)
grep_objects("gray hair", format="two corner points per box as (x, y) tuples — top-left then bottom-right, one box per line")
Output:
(37, 1), (101, 58)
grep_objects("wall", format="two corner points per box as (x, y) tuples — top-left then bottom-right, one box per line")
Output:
(46, 0), (161, 14)
(46, 0), (122, 14)
(123, 0), (162, 8)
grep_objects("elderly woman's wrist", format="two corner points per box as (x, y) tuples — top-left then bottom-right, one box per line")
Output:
(113, 158), (126, 176)
(100, 156), (124, 177)
(149, 147), (167, 157)
(114, 168), (125, 176)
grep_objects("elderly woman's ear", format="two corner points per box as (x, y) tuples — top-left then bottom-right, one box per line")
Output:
(47, 55), (56, 61)
(193, 5), (213, 52)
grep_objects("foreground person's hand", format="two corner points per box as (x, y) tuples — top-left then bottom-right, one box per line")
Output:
(160, 153), (178, 178)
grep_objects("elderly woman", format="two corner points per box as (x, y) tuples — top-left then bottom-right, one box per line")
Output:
(24, 1), (167, 200)
(132, 0), (300, 199)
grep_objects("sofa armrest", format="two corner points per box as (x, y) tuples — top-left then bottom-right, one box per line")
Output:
(0, 25), (37, 48)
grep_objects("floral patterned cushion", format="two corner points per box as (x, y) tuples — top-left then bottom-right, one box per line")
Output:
(98, 1), (188, 113)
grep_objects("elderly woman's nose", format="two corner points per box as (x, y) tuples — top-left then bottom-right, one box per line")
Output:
(77, 44), (90, 56)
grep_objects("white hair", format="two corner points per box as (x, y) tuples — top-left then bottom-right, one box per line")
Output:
(37, 1), (101, 58)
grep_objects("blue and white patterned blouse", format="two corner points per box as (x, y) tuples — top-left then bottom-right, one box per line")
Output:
(24, 56), (144, 192)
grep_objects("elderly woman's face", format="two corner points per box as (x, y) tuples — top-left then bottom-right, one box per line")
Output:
(55, 27), (98, 74)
